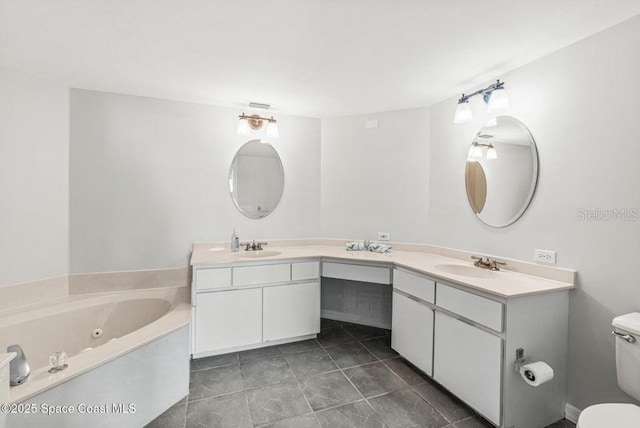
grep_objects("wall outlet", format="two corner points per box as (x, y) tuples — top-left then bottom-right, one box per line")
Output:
(377, 232), (390, 241)
(534, 249), (557, 264)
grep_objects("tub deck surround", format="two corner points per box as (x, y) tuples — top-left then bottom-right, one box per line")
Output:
(190, 240), (575, 298)
(0, 276), (68, 313)
(2, 287), (191, 404)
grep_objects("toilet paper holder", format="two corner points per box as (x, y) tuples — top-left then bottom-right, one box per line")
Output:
(514, 348), (529, 373)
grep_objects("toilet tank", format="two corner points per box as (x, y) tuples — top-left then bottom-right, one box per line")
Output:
(613, 313), (640, 401)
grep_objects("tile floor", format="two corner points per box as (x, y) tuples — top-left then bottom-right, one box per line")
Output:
(147, 319), (576, 428)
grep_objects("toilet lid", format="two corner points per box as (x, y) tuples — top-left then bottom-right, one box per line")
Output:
(577, 403), (640, 428)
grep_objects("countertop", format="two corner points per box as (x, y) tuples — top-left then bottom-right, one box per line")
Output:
(191, 242), (576, 299)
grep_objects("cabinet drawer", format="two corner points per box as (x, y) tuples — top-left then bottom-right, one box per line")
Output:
(195, 267), (231, 290)
(292, 262), (320, 281)
(233, 263), (290, 286)
(436, 284), (503, 332)
(322, 262), (391, 285)
(393, 269), (435, 303)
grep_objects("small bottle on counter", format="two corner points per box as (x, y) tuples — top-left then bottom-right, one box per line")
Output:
(231, 229), (239, 252)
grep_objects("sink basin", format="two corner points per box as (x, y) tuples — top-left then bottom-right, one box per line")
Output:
(239, 250), (282, 258)
(433, 264), (499, 279)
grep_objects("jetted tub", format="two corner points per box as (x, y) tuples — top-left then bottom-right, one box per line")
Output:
(0, 287), (191, 428)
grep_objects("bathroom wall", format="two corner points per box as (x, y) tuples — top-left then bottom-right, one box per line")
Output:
(321, 15), (640, 411)
(70, 90), (321, 273)
(0, 67), (69, 286)
(321, 108), (430, 241)
(428, 16), (640, 410)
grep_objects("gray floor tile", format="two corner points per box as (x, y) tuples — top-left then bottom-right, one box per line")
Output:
(241, 356), (294, 389)
(190, 353), (238, 372)
(301, 370), (363, 411)
(145, 397), (187, 428)
(285, 348), (339, 379)
(452, 416), (494, 428)
(369, 388), (448, 428)
(278, 339), (321, 355)
(315, 400), (385, 428)
(316, 328), (357, 347)
(238, 346), (284, 363)
(359, 336), (399, 360)
(261, 414), (321, 428)
(545, 420), (576, 428)
(383, 357), (429, 386)
(246, 381), (312, 425)
(324, 341), (377, 369)
(186, 391), (252, 428)
(413, 380), (472, 423)
(342, 323), (390, 340)
(320, 318), (341, 331)
(189, 364), (244, 401)
(344, 361), (406, 398)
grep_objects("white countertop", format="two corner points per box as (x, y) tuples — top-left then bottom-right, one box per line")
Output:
(191, 241), (575, 298)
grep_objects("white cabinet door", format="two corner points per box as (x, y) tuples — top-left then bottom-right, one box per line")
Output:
(434, 311), (502, 426)
(263, 281), (320, 342)
(391, 291), (434, 375)
(195, 288), (262, 354)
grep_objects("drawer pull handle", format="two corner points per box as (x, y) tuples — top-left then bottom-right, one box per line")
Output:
(612, 331), (636, 343)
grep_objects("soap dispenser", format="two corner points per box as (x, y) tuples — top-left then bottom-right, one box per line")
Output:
(231, 229), (239, 252)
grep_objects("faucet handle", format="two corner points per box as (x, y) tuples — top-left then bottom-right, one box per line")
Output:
(489, 259), (506, 271)
(256, 242), (268, 250)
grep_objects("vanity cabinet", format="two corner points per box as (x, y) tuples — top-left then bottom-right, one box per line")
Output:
(264, 281), (320, 341)
(195, 288), (262, 354)
(391, 267), (569, 428)
(391, 269), (435, 375)
(192, 260), (321, 357)
(434, 311), (502, 425)
(391, 292), (434, 375)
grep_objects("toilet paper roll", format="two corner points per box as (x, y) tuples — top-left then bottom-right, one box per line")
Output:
(520, 361), (554, 386)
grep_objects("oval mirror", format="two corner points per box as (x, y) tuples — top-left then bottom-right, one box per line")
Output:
(229, 140), (284, 219)
(465, 116), (538, 227)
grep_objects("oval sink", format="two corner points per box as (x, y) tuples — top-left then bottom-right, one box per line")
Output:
(433, 264), (499, 279)
(239, 250), (282, 258)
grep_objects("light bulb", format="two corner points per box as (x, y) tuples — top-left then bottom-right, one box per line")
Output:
(454, 101), (472, 124)
(236, 119), (251, 137)
(486, 145), (498, 160)
(469, 144), (483, 160)
(266, 121), (279, 139)
(487, 88), (509, 114)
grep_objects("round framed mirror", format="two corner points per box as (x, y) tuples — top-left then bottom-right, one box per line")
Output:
(465, 116), (538, 227)
(229, 140), (284, 219)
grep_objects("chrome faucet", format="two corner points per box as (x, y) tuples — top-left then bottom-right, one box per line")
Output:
(7, 344), (30, 386)
(242, 240), (269, 251)
(471, 255), (506, 271)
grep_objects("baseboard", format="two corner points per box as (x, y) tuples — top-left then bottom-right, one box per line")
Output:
(321, 309), (391, 329)
(565, 403), (581, 424)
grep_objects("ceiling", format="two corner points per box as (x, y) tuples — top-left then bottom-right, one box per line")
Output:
(1, 1), (639, 118)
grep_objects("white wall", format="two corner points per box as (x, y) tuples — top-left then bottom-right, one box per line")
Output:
(70, 90), (321, 273)
(321, 109), (429, 241)
(428, 16), (640, 409)
(321, 15), (640, 411)
(0, 67), (69, 286)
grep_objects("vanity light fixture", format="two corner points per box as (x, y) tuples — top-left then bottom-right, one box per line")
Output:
(454, 79), (509, 124)
(236, 113), (279, 139)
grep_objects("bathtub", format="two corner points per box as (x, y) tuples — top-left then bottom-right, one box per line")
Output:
(0, 287), (191, 428)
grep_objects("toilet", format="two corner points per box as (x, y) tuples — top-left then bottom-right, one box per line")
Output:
(577, 312), (640, 427)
